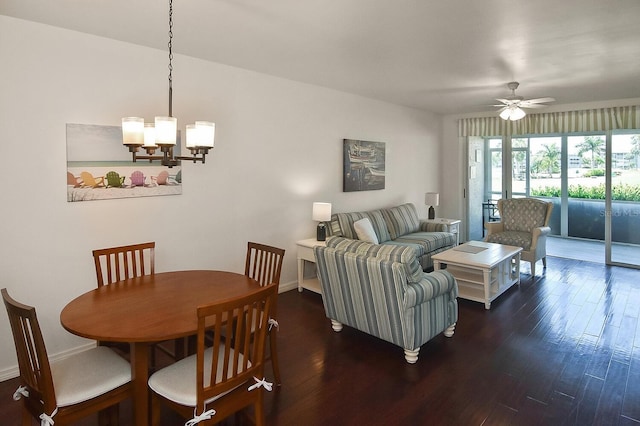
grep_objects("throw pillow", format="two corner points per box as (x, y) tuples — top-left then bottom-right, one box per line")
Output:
(354, 218), (379, 244)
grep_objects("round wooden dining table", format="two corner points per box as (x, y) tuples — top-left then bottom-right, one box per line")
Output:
(60, 270), (263, 426)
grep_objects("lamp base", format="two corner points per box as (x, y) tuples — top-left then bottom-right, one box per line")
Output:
(428, 206), (435, 220)
(316, 223), (327, 241)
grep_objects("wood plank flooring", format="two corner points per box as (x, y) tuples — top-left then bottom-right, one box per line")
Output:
(1, 255), (639, 425)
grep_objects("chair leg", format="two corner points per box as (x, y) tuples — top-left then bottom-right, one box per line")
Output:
(542, 256), (547, 268)
(269, 330), (282, 385)
(254, 398), (265, 426)
(151, 394), (162, 426)
(531, 260), (536, 277)
(21, 408), (30, 426)
(98, 406), (119, 426)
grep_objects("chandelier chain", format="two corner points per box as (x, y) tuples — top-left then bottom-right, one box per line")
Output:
(168, 0), (173, 116)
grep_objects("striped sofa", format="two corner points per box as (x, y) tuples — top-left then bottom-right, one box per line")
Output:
(314, 236), (458, 363)
(327, 203), (456, 271)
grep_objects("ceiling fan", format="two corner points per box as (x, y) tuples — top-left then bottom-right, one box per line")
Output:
(494, 81), (555, 121)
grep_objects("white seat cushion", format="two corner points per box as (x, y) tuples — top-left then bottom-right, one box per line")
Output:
(148, 345), (249, 407)
(50, 346), (131, 407)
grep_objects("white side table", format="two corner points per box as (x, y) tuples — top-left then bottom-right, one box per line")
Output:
(296, 238), (326, 294)
(425, 218), (461, 245)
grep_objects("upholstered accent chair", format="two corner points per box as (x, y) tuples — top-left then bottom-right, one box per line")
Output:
(314, 237), (458, 363)
(484, 198), (553, 277)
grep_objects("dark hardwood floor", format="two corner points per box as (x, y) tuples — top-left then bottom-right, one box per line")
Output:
(2, 255), (640, 425)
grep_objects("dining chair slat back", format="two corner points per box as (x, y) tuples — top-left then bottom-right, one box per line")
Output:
(2, 288), (132, 425)
(92, 242), (155, 287)
(92, 242), (185, 363)
(245, 242), (285, 288)
(149, 282), (278, 425)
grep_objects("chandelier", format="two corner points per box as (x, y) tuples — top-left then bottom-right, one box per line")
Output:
(121, 0), (214, 168)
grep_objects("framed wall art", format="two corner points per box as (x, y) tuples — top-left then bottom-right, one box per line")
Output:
(343, 139), (385, 192)
(66, 123), (182, 202)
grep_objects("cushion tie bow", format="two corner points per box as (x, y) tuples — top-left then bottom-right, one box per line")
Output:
(13, 385), (29, 401)
(185, 408), (216, 426)
(268, 318), (279, 331)
(39, 407), (58, 426)
(248, 376), (273, 392)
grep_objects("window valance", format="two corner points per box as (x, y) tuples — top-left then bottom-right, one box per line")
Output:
(458, 105), (640, 137)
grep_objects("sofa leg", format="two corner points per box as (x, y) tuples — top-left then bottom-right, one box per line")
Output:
(531, 260), (536, 277)
(444, 323), (456, 337)
(330, 319), (343, 332)
(404, 348), (419, 364)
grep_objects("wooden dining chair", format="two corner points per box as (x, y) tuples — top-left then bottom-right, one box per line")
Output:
(2, 288), (132, 426)
(245, 242), (285, 385)
(92, 242), (185, 363)
(148, 283), (278, 426)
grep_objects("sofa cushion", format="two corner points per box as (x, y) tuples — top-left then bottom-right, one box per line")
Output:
(387, 232), (456, 257)
(382, 203), (420, 240)
(354, 218), (379, 244)
(501, 198), (548, 233)
(331, 210), (391, 243)
(486, 230), (533, 250)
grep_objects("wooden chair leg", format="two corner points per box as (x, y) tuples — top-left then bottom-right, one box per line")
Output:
(269, 330), (282, 385)
(151, 394), (162, 426)
(21, 408), (30, 426)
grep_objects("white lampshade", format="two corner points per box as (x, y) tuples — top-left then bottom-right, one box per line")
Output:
(122, 117), (144, 145)
(312, 202), (332, 221)
(154, 116), (177, 145)
(196, 121), (215, 148)
(425, 192), (440, 207)
(143, 123), (157, 147)
(186, 121), (215, 148)
(185, 124), (198, 148)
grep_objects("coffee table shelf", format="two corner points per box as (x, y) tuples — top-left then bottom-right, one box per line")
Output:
(432, 241), (522, 309)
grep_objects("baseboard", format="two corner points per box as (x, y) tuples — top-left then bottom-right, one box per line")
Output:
(0, 342), (96, 382)
(279, 279), (298, 293)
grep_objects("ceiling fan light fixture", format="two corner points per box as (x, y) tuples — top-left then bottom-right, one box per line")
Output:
(499, 105), (526, 121)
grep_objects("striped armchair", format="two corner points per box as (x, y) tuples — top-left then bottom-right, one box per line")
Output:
(314, 237), (458, 363)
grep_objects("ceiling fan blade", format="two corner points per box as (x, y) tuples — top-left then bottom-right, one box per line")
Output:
(521, 103), (550, 109)
(522, 97), (556, 105)
(495, 98), (512, 104)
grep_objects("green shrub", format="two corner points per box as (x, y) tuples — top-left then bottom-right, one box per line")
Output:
(531, 183), (640, 201)
(583, 169), (605, 177)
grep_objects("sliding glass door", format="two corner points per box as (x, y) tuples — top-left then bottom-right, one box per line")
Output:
(609, 132), (640, 267)
(470, 131), (640, 268)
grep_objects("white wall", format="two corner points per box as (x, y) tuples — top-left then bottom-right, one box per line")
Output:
(0, 16), (442, 377)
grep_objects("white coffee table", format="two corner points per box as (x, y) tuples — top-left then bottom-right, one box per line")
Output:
(432, 241), (522, 309)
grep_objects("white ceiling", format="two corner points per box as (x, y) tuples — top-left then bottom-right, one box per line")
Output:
(3, 0), (640, 115)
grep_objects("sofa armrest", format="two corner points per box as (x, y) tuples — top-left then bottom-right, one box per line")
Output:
(404, 270), (457, 308)
(484, 221), (504, 238)
(418, 221), (447, 232)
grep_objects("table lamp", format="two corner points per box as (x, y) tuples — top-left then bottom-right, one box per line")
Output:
(312, 202), (332, 241)
(425, 192), (439, 220)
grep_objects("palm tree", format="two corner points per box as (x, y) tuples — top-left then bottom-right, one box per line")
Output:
(576, 136), (605, 169)
(536, 143), (560, 177)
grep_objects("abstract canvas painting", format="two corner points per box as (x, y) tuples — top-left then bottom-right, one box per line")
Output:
(343, 139), (385, 192)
